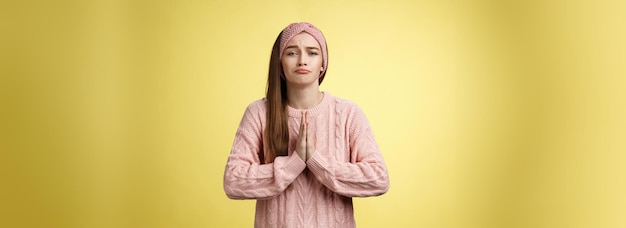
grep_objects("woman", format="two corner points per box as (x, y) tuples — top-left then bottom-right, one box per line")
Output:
(223, 22), (389, 228)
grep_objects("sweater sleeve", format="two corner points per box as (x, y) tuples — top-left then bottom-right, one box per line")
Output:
(306, 104), (390, 197)
(223, 102), (307, 200)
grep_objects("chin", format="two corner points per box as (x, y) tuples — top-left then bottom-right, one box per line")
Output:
(286, 79), (318, 87)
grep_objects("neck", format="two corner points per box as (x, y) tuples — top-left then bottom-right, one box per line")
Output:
(287, 86), (323, 110)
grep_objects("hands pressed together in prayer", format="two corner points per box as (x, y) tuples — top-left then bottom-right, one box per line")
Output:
(295, 111), (315, 161)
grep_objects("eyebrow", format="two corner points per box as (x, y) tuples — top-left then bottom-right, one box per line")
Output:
(285, 45), (320, 50)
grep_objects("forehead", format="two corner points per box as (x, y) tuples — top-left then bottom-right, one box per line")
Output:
(285, 32), (320, 48)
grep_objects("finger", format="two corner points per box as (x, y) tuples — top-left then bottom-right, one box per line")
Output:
(303, 111), (310, 141)
(304, 111), (309, 134)
(305, 122), (309, 139)
(299, 112), (306, 145)
(299, 112), (305, 135)
(295, 112), (306, 160)
(306, 121), (314, 160)
(305, 122), (310, 150)
(304, 123), (311, 151)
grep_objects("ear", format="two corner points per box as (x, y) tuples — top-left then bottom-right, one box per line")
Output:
(320, 67), (324, 71)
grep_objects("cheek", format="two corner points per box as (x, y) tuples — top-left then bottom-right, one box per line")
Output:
(315, 58), (324, 70)
(281, 58), (294, 68)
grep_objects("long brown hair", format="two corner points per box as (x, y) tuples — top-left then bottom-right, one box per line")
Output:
(263, 30), (328, 164)
(263, 32), (289, 164)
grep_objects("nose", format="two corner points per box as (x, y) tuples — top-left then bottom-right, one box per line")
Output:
(297, 55), (307, 66)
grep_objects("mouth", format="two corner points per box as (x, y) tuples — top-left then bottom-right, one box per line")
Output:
(295, 69), (311, 74)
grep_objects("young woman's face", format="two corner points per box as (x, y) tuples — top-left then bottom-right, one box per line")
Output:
(281, 32), (324, 87)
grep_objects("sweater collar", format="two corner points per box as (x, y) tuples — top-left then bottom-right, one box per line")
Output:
(287, 91), (331, 118)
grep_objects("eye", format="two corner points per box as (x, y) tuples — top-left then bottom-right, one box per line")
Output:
(286, 51), (297, 56)
(309, 52), (319, 55)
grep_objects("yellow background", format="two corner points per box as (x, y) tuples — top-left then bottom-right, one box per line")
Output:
(1, 0), (625, 227)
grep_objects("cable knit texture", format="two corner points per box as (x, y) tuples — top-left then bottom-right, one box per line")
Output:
(224, 92), (390, 228)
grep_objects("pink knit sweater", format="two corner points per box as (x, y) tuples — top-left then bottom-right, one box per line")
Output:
(224, 92), (389, 228)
